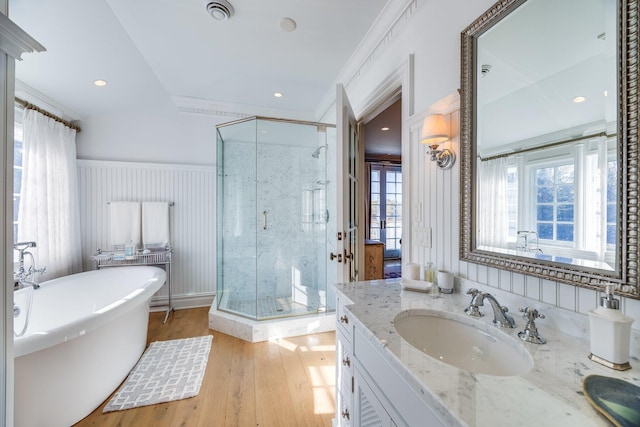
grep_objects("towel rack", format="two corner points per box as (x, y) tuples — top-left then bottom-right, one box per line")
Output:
(92, 247), (174, 323)
(96, 200), (175, 323)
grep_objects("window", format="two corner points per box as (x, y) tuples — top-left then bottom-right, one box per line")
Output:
(535, 164), (574, 243)
(369, 164), (402, 258)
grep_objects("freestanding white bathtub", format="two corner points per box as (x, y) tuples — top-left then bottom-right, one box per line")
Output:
(14, 266), (166, 427)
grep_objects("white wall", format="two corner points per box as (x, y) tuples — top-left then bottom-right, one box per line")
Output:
(76, 102), (218, 166)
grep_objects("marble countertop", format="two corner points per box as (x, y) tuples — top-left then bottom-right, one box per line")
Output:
(334, 279), (640, 427)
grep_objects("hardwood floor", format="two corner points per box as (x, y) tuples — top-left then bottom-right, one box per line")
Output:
(74, 307), (336, 427)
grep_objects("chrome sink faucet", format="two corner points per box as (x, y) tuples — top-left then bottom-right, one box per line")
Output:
(464, 288), (516, 328)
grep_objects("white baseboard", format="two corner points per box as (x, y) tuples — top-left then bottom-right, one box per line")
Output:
(150, 292), (215, 311)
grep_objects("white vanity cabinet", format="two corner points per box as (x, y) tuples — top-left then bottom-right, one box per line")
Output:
(353, 366), (397, 426)
(336, 296), (354, 426)
(335, 295), (446, 427)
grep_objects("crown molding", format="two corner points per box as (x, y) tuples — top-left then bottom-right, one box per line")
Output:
(172, 96), (316, 122)
(315, 0), (426, 120)
(0, 12), (45, 60)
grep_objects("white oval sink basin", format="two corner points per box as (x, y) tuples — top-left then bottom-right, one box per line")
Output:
(394, 310), (533, 376)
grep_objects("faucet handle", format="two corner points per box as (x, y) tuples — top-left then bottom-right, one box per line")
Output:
(464, 288), (484, 317)
(519, 307), (545, 321)
(517, 307), (546, 344)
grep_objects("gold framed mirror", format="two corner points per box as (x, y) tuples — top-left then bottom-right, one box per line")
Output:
(460, 0), (639, 297)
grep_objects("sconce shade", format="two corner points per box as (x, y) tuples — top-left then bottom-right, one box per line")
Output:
(420, 114), (449, 145)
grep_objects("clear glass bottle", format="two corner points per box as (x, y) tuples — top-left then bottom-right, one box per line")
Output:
(425, 262), (436, 283)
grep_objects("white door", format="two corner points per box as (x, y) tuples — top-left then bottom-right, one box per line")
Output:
(335, 84), (362, 283)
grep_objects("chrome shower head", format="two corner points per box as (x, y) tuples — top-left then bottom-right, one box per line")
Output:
(311, 145), (328, 158)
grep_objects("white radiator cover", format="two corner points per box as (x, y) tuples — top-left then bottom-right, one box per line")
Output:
(77, 159), (216, 307)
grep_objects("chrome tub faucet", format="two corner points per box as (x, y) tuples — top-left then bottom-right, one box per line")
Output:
(13, 241), (46, 289)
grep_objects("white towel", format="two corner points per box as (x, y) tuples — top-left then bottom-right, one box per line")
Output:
(109, 202), (141, 249)
(142, 202), (170, 248)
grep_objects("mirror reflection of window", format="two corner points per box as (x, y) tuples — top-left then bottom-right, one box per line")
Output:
(485, 136), (616, 264)
(507, 166), (518, 240)
(534, 163), (575, 243)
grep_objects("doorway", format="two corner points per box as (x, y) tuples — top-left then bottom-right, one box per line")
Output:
(363, 97), (402, 279)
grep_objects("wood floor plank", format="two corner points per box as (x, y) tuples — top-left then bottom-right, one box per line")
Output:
(223, 336), (257, 427)
(192, 332), (235, 426)
(73, 307), (334, 427)
(291, 333), (337, 426)
(254, 339), (298, 427)
(277, 336), (323, 427)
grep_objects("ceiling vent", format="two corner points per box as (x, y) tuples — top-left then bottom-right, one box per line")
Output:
(204, 0), (234, 21)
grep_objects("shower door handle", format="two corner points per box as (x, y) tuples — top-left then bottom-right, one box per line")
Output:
(263, 210), (268, 230)
(330, 252), (342, 262)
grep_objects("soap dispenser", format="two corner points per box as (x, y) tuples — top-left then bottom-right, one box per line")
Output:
(588, 284), (634, 370)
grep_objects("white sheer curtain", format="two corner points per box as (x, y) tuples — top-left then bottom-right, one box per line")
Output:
(18, 108), (82, 280)
(477, 157), (510, 249)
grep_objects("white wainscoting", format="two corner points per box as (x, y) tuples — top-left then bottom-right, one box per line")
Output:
(77, 160), (216, 309)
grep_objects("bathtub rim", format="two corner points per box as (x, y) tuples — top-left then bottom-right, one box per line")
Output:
(14, 266), (166, 357)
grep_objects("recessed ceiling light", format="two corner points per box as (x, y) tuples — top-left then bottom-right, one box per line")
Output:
(94, 79), (107, 87)
(604, 90), (608, 97)
(573, 96), (586, 103)
(273, 92), (283, 98)
(279, 17), (297, 32)
(381, 127), (390, 131)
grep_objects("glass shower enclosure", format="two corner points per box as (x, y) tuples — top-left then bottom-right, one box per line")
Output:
(216, 117), (335, 320)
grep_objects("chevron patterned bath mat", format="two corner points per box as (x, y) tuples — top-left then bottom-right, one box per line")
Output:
(103, 335), (213, 412)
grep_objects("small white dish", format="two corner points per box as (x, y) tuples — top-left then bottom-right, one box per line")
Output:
(401, 279), (433, 293)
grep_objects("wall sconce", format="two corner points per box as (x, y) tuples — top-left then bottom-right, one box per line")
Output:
(420, 113), (455, 169)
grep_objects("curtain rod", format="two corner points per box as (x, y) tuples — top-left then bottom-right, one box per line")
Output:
(15, 97), (81, 133)
(479, 131), (615, 162)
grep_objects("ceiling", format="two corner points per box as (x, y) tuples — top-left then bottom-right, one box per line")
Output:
(9, 0), (388, 122)
(364, 98), (401, 157)
(476, 0), (615, 156)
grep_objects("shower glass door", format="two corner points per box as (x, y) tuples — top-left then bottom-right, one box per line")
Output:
(255, 119), (328, 319)
(217, 117), (332, 320)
